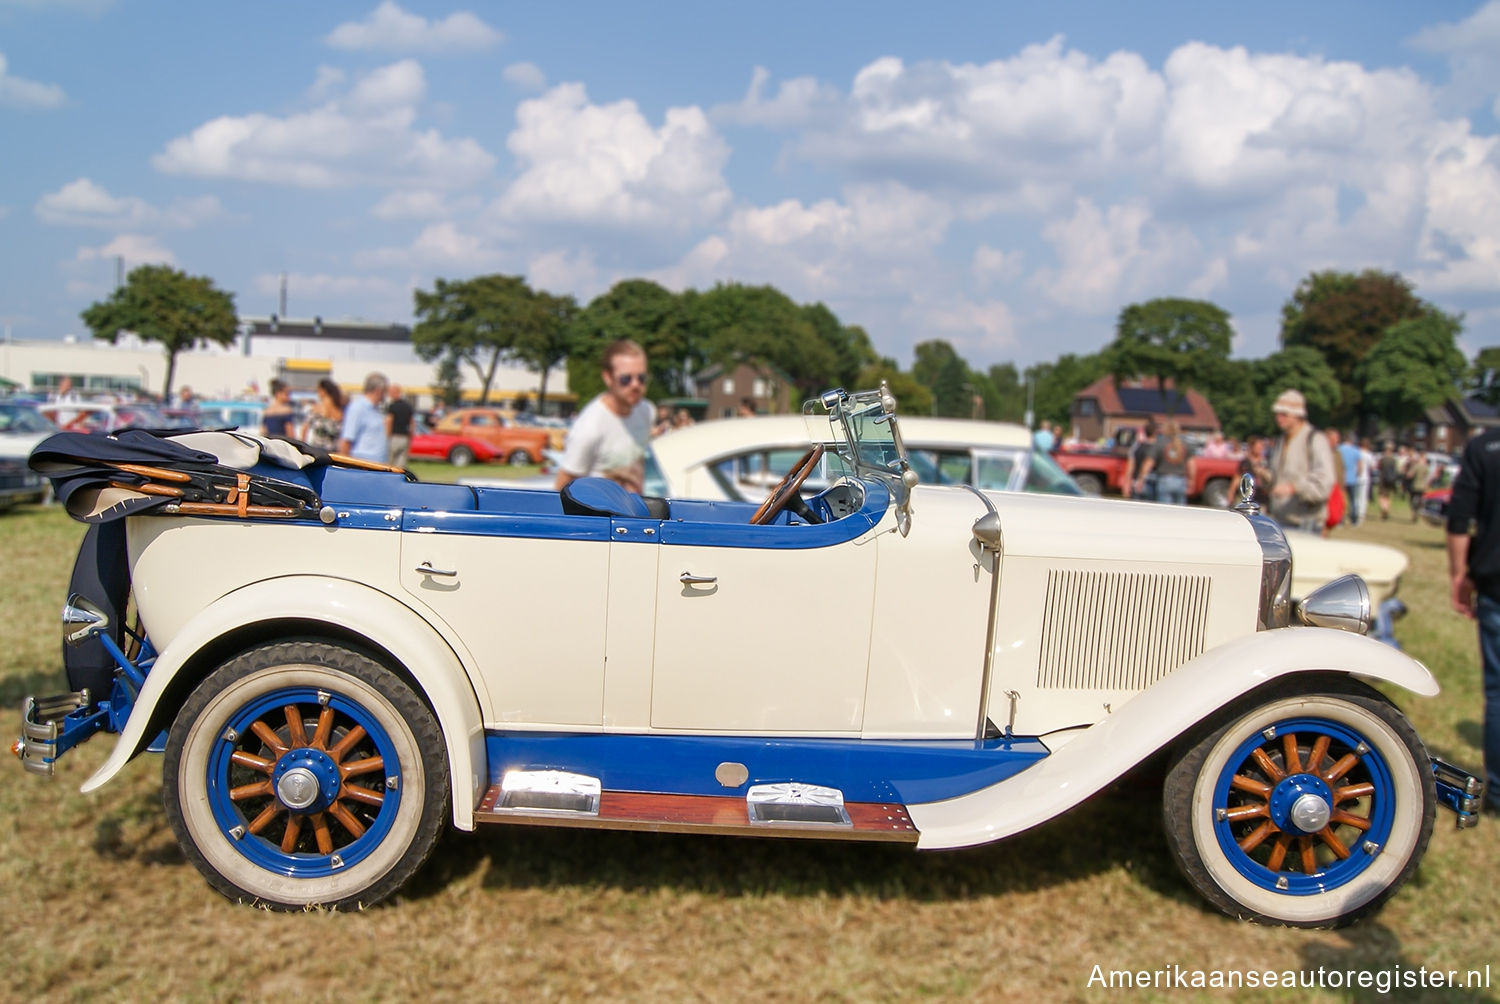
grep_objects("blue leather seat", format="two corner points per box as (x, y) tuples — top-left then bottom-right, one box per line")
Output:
(560, 477), (651, 518)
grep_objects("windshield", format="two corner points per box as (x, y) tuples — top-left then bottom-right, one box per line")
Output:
(0, 403), (56, 435)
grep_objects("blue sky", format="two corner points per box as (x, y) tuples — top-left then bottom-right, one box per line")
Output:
(4, 1), (1500, 370)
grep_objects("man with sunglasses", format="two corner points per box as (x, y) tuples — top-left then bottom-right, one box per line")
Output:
(555, 339), (658, 494)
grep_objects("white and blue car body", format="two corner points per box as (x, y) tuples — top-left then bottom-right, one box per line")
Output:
(13, 386), (1482, 926)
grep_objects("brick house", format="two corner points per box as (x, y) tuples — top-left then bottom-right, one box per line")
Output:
(694, 361), (792, 418)
(1070, 376), (1221, 442)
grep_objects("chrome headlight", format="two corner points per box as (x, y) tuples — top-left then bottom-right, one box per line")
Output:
(1295, 574), (1372, 635)
(61, 593), (109, 647)
(1246, 514), (1291, 630)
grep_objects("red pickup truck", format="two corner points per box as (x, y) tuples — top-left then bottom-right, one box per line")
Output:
(1053, 443), (1240, 508)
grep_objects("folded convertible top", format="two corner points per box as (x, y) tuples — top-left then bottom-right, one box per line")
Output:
(29, 429), (331, 524)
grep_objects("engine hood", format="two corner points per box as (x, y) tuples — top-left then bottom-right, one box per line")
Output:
(910, 484), (1262, 570)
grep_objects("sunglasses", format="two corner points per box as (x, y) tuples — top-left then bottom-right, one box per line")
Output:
(613, 372), (649, 387)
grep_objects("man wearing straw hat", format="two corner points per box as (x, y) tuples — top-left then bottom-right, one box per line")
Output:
(1258, 388), (1335, 534)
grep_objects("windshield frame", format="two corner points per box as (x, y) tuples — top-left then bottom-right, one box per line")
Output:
(810, 383), (915, 534)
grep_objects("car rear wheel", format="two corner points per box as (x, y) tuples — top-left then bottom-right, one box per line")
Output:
(507, 449), (532, 466)
(448, 445), (475, 467)
(163, 640), (449, 910)
(1073, 472), (1104, 495)
(1162, 678), (1433, 927)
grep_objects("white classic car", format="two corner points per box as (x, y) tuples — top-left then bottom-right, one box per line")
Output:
(14, 386), (1480, 926)
(643, 415), (1411, 609)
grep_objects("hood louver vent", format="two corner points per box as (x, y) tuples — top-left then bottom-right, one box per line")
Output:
(1036, 569), (1210, 691)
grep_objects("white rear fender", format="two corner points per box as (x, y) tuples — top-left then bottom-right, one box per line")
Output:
(908, 627), (1438, 850)
(79, 576), (487, 830)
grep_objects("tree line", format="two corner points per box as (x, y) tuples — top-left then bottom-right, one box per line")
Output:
(81, 264), (1483, 440)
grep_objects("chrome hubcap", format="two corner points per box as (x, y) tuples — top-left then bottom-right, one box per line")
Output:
(1289, 792), (1331, 833)
(276, 766), (321, 809)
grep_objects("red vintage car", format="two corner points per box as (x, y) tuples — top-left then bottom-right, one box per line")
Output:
(432, 408), (549, 465)
(408, 420), (501, 467)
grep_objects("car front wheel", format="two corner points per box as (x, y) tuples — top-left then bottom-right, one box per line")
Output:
(163, 640), (449, 910)
(507, 449), (533, 466)
(1162, 678), (1434, 927)
(448, 445), (475, 467)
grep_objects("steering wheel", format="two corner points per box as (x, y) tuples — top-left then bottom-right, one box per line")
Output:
(749, 444), (825, 525)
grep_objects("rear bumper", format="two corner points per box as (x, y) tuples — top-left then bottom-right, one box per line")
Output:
(12, 691), (107, 777)
(1432, 756), (1483, 829)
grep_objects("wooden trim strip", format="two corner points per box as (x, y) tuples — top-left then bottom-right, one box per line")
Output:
(474, 788), (919, 844)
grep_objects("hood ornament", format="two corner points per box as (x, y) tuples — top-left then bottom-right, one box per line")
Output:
(1232, 472), (1259, 515)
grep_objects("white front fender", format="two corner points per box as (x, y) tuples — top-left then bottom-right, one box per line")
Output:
(908, 627), (1438, 850)
(79, 576), (487, 830)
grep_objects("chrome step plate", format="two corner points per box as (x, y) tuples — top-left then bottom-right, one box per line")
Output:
(746, 782), (852, 827)
(494, 769), (601, 816)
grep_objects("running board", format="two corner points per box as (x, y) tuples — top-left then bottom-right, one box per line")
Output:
(474, 786), (918, 843)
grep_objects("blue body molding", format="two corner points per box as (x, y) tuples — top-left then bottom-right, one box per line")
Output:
(483, 730), (1050, 805)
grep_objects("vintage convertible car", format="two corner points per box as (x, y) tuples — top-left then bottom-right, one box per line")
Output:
(13, 386), (1481, 926)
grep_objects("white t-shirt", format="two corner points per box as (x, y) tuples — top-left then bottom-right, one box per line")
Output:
(560, 395), (657, 493)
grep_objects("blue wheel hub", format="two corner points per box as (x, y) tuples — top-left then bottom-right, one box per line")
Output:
(205, 686), (402, 879)
(271, 748), (342, 814)
(1267, 774), (1334, 834)
(1211, 716), (1396, 896)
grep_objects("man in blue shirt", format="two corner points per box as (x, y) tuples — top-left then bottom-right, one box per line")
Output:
(339, 372), (390, 464)
(1335, 429), (1363, 525)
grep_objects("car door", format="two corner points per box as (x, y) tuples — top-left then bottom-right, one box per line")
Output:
(648, 518), (878, 734)
(399, 508), (612, 726)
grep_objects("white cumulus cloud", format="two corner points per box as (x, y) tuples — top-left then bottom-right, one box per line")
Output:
(494, 83), (730, 230)
(326, 2), (501, 52)
(0, 52), (65, 110)
(36, 178), (222, 229)
(153, 60), (494, 189)
(503, 61), (546, 91)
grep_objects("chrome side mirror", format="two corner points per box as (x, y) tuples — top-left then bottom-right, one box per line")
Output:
(62, 594), (110, 647)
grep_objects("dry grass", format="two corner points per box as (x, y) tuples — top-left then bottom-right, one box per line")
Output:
(1, 497), (1496, 1003)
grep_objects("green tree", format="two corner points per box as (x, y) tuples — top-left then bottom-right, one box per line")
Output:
(911, 340), (974, 417)
(568, 279), (690, 402)
(1024, 352), (1110, 428)
(80, 264), (238, 399)
(1356, 310), (1466, 429)
(1105, 298), (1233, 416)
(512, 291), (578, 412)
(983, 363), (1026, 424)
(1197, 358), (1261, 441)
(1252, 347), (1342, 432)
(412, 275), (538, 404)
(1279, 269), (1428, 423)
(1465, 346), (1500, 406)
(856, 357), (932, 416)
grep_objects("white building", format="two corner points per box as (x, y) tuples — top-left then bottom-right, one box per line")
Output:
(0, 317), (569, 410)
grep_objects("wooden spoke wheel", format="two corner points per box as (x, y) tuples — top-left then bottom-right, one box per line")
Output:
(164, 641), (448, 909)
(1163, 679), (1434, 927)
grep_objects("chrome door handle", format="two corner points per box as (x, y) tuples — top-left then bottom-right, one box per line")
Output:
(416, 562), (458, 577)
(679, 572), (717, 585)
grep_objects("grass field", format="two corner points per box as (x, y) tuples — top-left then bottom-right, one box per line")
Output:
(0, 484), (1495, 1003)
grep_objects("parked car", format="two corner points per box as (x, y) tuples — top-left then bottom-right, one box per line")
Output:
(641, 415), (1407, 608)
(14, 385), (1480, 924)
(192, 400), (267, 435)
(1053, 441), (1242, 507)
(1420, 486), (1451, 528)
(409, 419), (501, 466)
(433, 408), (549, 465)
(38, 401), (172, 435)
(0, 401), (54, 509)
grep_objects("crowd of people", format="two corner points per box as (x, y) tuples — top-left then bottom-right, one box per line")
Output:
(1035, 390), (1454, 534)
